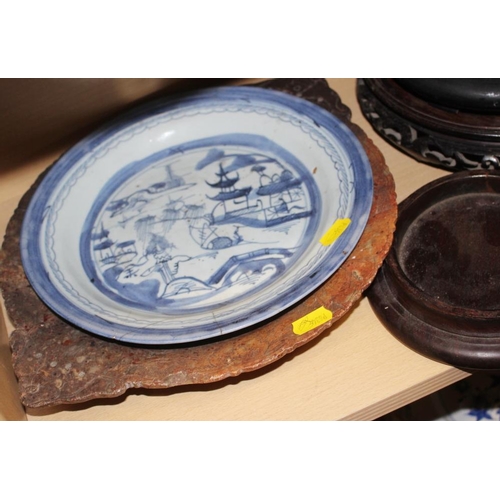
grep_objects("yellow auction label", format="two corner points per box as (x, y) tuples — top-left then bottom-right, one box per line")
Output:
(292, 306), (333, 335)
(320, 218), (351, 246)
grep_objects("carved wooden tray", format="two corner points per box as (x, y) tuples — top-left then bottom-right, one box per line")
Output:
(0, 78), (397, 408)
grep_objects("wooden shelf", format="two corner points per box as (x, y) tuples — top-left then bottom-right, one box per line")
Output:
(0, 79), (469, 421)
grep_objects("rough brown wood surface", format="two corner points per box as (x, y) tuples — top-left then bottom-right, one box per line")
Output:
(0, 79), (397, 408)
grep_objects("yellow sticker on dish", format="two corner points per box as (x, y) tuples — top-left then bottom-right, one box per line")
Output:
(292, 306), (333, 335)
(320, 218), (351, 246)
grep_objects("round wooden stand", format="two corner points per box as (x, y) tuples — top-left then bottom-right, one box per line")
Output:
(368, 170), (500, 371)
(357, 78), (500, 171)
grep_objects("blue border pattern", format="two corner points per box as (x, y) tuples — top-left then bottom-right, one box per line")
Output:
(20, 86), (373, 344)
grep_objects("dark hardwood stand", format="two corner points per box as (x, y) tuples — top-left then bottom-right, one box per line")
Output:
(357, 78), (500, 171)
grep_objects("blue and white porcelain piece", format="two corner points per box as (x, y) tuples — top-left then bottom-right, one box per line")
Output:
(21, 86), (373, 344)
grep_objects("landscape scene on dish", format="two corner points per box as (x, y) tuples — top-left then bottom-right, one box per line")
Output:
(88, 145), (319, 311)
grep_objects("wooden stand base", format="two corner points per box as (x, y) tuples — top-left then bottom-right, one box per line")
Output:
(357, 78), (500, 171)
(368, 170), (500, 371)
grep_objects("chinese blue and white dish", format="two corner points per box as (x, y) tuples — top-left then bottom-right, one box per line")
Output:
(21, 86), (373, 344)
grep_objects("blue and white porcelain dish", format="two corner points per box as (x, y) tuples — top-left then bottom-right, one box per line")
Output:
(21, 86), (373, 344)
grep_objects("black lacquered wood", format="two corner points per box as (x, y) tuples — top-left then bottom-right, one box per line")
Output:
(396, 79), (500, 114)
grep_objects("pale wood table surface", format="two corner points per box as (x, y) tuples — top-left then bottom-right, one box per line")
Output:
(0, 78), (469, 421)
